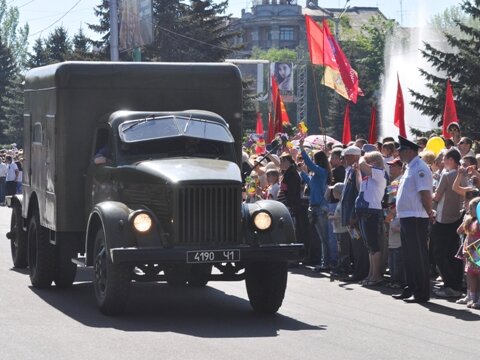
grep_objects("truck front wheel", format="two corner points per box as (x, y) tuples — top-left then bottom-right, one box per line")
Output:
(27, 210), (55, 288)
(245, 261), (288, 314)
(93, 228), (131, 315)
(10, 202), (27, 268)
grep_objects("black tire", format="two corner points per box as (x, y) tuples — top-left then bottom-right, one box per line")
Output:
(245, 261), (288, 314)
(27, 209), (55, 288)
(53, 240), (78, 288)
(93, 228), (131, 315)
(188, 264), (212, 287)
(10, 202), (27, 268)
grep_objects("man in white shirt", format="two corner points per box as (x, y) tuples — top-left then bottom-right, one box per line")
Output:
(5, 155), (18, 196)
(393, 136), (434, 303)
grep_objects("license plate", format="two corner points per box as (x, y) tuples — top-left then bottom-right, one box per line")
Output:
(186, 249), (240, 264)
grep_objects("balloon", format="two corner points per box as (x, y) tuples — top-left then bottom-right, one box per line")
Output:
(425, 136), (445, 156)
(476, 201), (480, 222)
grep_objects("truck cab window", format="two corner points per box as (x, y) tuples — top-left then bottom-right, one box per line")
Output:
(93, 129), (111, 165)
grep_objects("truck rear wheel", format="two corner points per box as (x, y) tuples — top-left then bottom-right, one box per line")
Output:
(27, 210), (55, 288)
(10, 202), (27, 268)
(245, 261), (288, 314)
(93, 228), (131, 315)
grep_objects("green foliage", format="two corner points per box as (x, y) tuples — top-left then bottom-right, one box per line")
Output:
(1, 73), (24, 145)
(250, 47), (297, 62)
(89, 0), (239, 62)
(0, 0), (29, 69)
(45, 26), (72, 63)
(410, 0), (480, 138)
(0, 36), (16, 144)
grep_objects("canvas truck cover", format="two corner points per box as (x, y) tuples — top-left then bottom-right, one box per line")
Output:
(23, 61), (243, 232)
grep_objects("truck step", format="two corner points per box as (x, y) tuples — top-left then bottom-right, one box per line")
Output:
(71, 257), (87, 267)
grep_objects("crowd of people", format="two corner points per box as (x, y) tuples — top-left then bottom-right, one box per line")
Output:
(242, 121), (480, 307)
(0, 145), (24, 205)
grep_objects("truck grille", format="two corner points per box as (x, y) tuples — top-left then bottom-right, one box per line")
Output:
(175, 184), (241, 245)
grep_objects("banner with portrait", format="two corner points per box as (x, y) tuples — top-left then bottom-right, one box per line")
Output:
(119, 0), (153, 50)
(271, 62), (293, 93)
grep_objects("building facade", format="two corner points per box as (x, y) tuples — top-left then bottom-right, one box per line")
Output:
(230, 1), (387, 58)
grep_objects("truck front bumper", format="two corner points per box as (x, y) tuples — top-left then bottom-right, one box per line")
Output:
(110, 243), (304, 265)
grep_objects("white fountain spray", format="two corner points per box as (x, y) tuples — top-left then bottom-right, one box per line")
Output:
(380, 1), (442, 139)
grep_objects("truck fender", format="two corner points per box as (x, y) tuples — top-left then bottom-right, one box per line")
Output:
(242, 200), (296, 245)
(85, 201), (136, 266)
(6, 194), (23, 209)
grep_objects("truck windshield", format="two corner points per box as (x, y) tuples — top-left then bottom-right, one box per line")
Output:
(116, 115), (236, 163)
(119, 115), (234, 143)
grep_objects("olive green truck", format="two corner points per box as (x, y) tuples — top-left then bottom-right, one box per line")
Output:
(7, 62), (302, 315)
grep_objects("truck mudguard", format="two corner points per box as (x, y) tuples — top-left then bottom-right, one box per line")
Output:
(85, 201), (136, 265)
(242, 200), (296, 246)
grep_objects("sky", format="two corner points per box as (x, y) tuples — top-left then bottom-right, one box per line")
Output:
(15, 0), (465, 43)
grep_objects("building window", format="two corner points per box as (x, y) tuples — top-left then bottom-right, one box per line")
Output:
(280, 27), (294, 41)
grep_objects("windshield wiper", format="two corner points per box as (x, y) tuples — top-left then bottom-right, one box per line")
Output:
(183, 114), (193, 133)
(122, 114), (156, 132)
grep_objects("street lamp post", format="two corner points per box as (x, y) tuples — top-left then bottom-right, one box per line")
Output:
(307, 0), (350, 40)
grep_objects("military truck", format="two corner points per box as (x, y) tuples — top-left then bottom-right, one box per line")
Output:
(7, 62), (302, 315)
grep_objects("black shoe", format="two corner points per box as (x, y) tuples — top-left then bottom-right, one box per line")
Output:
(392, 290), (412, 300)
(341, 275), (363, 283)
(403, 295), (429, 303)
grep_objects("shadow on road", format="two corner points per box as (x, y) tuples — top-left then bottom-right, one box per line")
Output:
(29, 268), (324, 337)
(419, 302), (480, 321)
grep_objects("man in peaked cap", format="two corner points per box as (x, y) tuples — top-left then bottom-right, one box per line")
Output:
(392, 136), (433, 303)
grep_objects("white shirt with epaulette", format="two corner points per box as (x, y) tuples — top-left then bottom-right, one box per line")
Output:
(396, 156), (433, 219)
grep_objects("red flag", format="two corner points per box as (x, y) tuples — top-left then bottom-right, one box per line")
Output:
(255, 112), (264, 135)
(394, 75), (406, 138)
(305, 15), (338, 69)
(266, 112), (274, 143)
(272, 75), (279, 109)
(272, 76), (289, 134)
(442, 79), (458, 138)
(368, 105), (377, 144)
(305, 16), (361, 103)
(323, 21), (360, 103)
(342, 103), (351, 145)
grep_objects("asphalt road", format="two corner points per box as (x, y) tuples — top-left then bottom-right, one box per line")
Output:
(0, 206), (478, 360)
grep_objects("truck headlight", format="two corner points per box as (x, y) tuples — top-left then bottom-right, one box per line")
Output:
(252, 211), (272, 231)
(132, 212), (153, 233)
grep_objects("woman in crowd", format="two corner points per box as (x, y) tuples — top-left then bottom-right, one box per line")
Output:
(354, 151), (387, 285)
(299, 138), (333, 271)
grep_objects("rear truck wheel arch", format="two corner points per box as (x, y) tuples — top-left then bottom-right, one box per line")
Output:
(242, 200), (296, 246)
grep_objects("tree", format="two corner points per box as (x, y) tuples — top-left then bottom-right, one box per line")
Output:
(1, 73), (24, 145)
(89, 0), (239, 62)
(410, 0), (480, 137)
(28, 38), (49, 68)
(88, 0), (111, 60)
(71, 28), (97, 60)
(0, 35), (16, 143)
(0, 0), (29, 69)
(45, 26), (73, 63)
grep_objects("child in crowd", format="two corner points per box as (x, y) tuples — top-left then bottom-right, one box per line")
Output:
(328, 183), (350, 276)
(386, 213), (404, 289)
(456, 196), (480, 308)
(265, 167), (280, 200)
